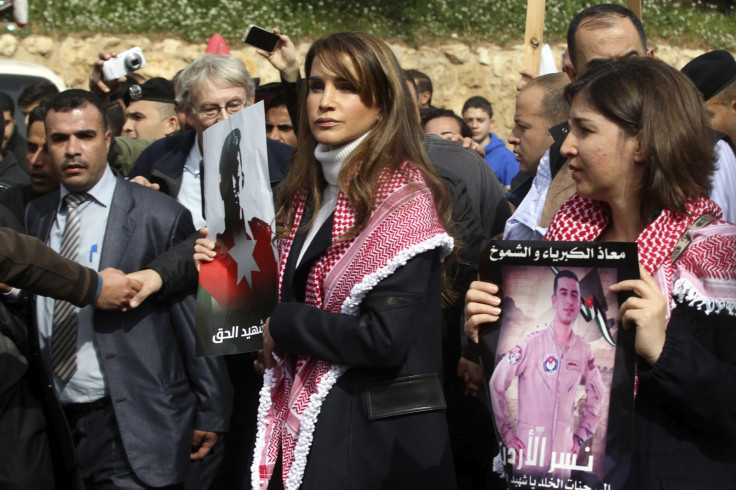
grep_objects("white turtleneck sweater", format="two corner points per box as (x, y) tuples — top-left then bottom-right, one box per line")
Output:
(296, 134), (369, 267)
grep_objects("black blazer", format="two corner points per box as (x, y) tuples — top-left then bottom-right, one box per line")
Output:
(268, 209), (457, 489)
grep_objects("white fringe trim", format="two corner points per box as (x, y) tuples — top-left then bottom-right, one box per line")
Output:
(252, 367), (278, 490)
(252, 232), (453, 489)
(284, 364), (346, 490)
(341, 233), (454, 316)
(672, 278), (736, 316)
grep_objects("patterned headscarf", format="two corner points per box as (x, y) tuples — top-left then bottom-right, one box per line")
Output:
(252, 162), (453, 490)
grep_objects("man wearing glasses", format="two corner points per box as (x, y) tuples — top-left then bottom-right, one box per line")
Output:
(129, 54), (293, 229)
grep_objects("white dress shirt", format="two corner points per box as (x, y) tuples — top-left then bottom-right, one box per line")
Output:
(179, 140), (206, 229)
(36, 166), (117, 404)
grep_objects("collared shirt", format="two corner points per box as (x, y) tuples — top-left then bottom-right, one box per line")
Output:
(36, 166), (116, 405)
(179, 139), (206, 229)
(503, 149), (552, 240)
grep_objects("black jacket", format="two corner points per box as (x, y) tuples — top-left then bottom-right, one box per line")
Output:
(0, 151), (29, 187)
(626, 304), (736, 489)
(268, 205), (456, 489)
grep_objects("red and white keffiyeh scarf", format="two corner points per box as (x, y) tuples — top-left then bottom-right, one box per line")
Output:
(252, 162), (453, 490)
(545, 193), (736, 319)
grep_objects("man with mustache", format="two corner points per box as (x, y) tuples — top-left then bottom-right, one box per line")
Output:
(25, 89), (231, 489)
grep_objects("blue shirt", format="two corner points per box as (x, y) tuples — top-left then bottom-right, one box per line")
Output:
(37, 166), (116, 404)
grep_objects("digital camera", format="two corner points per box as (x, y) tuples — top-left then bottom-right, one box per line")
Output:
(102, 47), (146, 81)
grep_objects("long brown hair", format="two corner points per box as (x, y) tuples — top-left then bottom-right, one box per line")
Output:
(274, 32), (451, 244)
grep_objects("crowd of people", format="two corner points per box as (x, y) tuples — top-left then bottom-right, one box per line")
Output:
(0, 3), (735, 490)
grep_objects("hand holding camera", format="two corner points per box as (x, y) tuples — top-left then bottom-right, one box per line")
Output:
(101, 47), (146, 81)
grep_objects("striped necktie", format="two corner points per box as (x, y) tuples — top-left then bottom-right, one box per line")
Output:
(51, 192), (87, 383)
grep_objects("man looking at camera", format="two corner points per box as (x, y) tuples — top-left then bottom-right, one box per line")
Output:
(265, 94), (297, 147)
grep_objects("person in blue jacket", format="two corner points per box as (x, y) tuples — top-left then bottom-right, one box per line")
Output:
(462, 95), (518, 186)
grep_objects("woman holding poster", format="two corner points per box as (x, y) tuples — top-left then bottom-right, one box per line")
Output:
(248, 32), (456, 489)
(466, 57), (736, 488)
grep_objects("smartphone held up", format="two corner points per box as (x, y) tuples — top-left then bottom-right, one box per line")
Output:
(243, 25), (280, 53)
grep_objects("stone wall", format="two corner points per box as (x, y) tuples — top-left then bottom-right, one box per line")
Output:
(0, 33), (715, 146)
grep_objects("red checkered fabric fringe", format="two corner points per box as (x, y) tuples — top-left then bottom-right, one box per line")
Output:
(545, 193), (736, 317)
(253, 162), (452, 490)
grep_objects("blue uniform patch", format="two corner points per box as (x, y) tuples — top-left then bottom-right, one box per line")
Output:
(542, 353), (559, 375)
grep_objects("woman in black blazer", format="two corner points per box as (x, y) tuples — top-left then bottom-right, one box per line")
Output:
(198, 31), (458, 490)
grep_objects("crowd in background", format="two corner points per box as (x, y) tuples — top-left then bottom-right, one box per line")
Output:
(0, 3), (735, 489)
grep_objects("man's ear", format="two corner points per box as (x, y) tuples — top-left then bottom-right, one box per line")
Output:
(563, 63), (577, 83)
(165, 115), (180, 136)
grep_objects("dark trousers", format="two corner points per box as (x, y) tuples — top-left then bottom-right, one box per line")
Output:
(217, 353), (262, 490)
(0, 376), (55, 490)
(66, 402), (184, 490)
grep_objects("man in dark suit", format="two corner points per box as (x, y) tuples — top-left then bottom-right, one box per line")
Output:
(25, 89), (232, 489)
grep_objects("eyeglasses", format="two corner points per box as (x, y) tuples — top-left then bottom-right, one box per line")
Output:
(266, 123), (294, 133)
(193, 100), (246, 119)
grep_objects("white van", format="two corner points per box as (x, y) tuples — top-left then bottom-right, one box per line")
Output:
(0, 59), (66, 134)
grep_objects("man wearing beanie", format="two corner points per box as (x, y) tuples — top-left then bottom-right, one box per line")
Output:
(121, 77), (180, 140)
(682, 50), (736, 224)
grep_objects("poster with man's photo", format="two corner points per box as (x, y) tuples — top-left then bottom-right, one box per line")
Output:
(195, 101), (278, 357)
(478, 241), (639, 490)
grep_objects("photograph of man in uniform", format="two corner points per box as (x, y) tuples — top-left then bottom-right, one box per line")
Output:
(490, 269), (606, 481)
